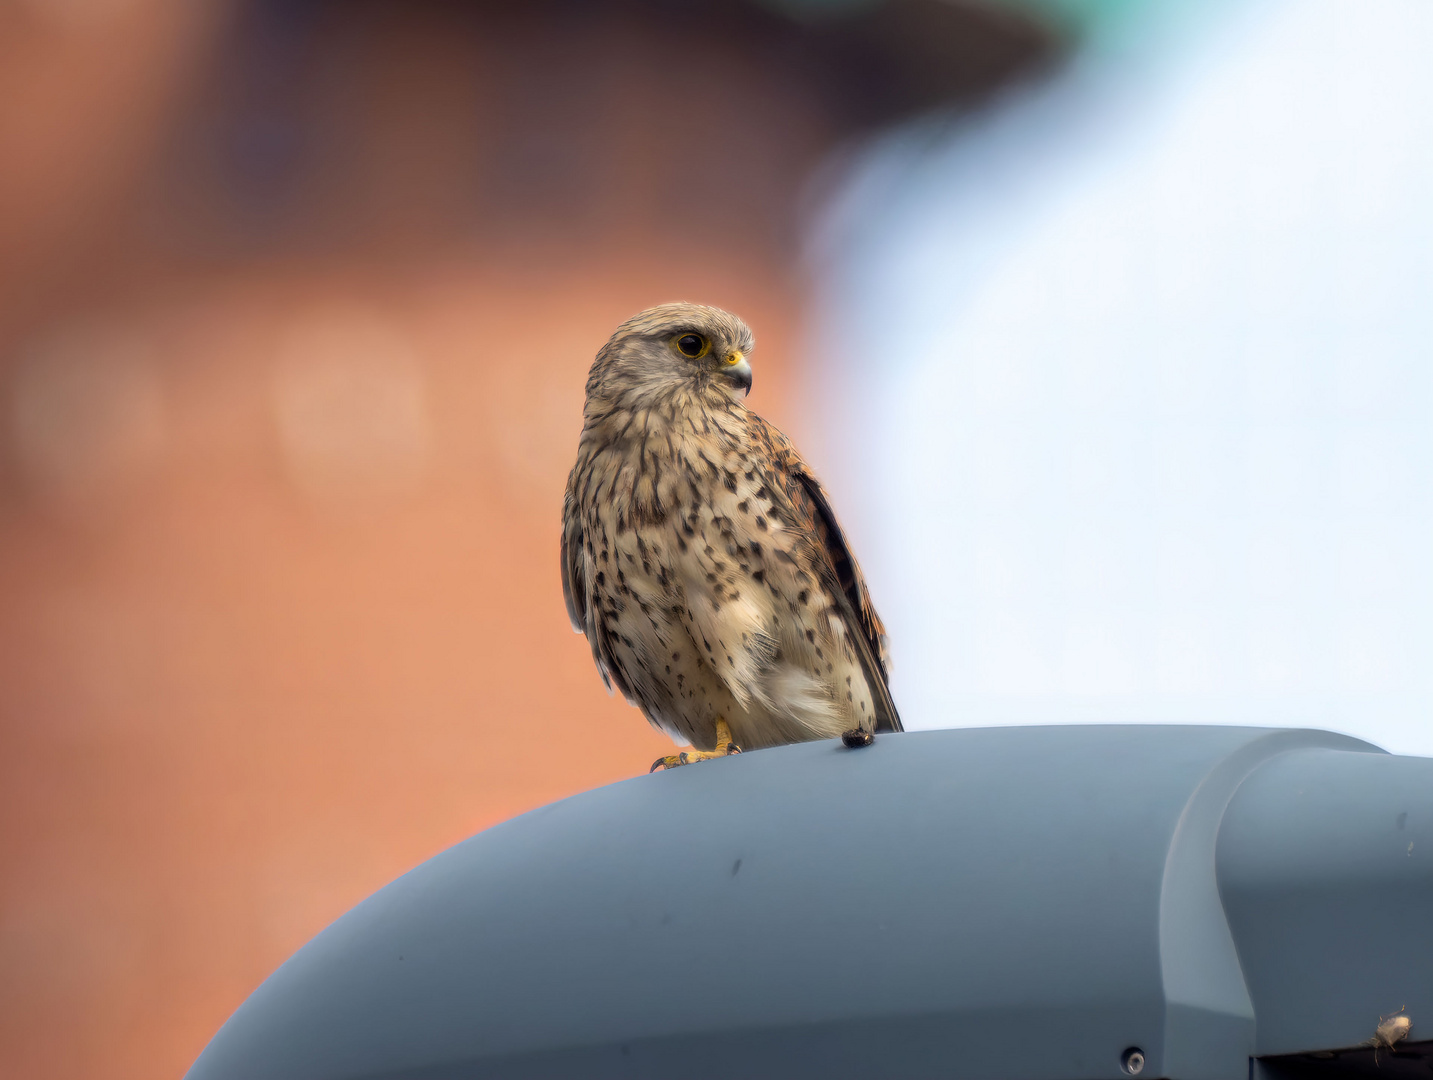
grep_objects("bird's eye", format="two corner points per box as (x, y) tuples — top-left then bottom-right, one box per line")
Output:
(674, 334), (708, 359)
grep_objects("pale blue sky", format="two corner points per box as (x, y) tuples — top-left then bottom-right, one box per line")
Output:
(809, 0), (1433, 756)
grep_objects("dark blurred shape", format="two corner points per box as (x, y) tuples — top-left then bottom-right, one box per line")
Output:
(145, 0), (1057, 259)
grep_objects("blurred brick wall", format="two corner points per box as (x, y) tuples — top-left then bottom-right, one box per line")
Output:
(0, 1), (1051, 1076)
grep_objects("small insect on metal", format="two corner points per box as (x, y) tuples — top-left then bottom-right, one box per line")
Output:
(1369, 1009), (1411, 1064)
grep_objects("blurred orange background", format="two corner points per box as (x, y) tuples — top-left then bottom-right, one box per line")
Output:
(0, 1), (1050, 1076)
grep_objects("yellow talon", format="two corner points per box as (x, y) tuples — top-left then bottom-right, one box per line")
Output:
(650, 718), (742, 772)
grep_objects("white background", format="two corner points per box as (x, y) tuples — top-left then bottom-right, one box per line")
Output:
(810, 0), (1433, 756)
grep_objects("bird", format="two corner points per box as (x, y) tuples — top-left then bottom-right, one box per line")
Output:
(561, 303), (901, 771)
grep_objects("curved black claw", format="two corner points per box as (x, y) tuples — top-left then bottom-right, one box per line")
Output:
(841, 729), (875, 748)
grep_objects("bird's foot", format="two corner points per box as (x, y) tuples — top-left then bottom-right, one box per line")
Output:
(841, 728), (875, 748)
(651, 719), (742, 772)
(649, 745), (741, 771)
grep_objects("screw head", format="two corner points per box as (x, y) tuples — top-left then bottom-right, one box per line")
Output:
(1121, 1048), (1146, 1076)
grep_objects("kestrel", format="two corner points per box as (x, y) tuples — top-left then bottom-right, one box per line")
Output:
(561, 303), (901, 771)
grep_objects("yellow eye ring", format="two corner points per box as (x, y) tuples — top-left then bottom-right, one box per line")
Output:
(674, 333), (709, 359)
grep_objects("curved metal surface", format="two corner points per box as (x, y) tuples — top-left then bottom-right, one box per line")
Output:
(1219, 747), (1433, 1056)
(185, 724), (1397, 1080)
(1158, 729), (1371, 1080)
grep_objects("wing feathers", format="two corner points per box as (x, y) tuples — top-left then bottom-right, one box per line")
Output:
(560, 488), (585, 634)
(791, 470), (903, 734)
(562, 483), (633, 702)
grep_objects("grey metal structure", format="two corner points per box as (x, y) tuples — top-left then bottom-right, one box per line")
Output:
(185, 725), (1433, 1080)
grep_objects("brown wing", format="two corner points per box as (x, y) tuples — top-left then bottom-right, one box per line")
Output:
(561, 478), (634, 703)
(560, 484), (586, 634)
(763, 425), (903, 734)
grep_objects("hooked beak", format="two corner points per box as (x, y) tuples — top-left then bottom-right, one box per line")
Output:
(722, 352), (752, 396)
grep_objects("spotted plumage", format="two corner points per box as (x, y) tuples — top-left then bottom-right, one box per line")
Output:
(561, 303), (901, 756)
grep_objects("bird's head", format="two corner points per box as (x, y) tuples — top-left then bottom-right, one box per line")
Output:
(586, 303), (755, 409)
